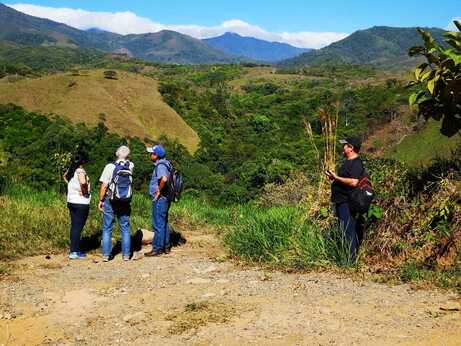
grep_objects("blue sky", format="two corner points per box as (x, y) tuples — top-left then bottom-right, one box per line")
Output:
(6, 1), (461, 48)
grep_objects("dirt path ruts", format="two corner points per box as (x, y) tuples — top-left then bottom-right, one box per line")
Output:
(0, 230), (460, 346)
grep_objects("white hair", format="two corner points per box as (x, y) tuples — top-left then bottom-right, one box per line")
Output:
(116, 145), (130, 159)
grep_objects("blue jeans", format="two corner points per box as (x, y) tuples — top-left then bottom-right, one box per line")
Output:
(335, 203), (360, 260)
(152, 196), (170, 252)
(101, 199), (131, 257)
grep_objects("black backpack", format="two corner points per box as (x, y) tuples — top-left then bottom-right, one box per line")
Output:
(348, 175), (373, 214)
(156, 161), (183, 203)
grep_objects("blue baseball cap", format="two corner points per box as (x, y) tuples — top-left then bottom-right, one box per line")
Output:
(146, 144), (166, 158)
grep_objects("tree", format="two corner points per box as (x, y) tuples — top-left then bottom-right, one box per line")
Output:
(408, 21), (461, 137)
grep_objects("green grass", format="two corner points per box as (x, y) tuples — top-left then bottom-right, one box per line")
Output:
(1, 185), (353, 269)
(2, 185), (460, 291)
(0, 186), (217, 259)
(224, 206), (354, 268)
(400, 262), (461, 290)
(389, 120), (461, 167)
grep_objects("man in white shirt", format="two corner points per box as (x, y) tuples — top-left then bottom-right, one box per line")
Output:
(98, 145), (134, 262)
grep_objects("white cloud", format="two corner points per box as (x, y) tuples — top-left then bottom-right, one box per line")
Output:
(6, 3), (348, 48)
(447, 18), (461, 31)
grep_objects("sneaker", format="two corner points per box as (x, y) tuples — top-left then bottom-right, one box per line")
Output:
(123, 256), (130, 261)
(69, 252), (79, 260)
(102, 256), (110, 262)
(77, 252), (87, 259)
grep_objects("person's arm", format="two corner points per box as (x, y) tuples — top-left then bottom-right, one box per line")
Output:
(329, 173), (359, 187)
(63, 170), (69, 184)
(77, 170), (89, 197)
(326, 160), (362, 187)
(98, 183), (108, 211)
(97, 164), (112, 211)
(155, 176), (168, 200)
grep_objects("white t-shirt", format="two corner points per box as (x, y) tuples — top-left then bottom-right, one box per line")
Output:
(67, 168), (91, 205)
(99, 160), (135, 184)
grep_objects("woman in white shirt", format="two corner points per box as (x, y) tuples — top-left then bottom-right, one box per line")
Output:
(63, 152), (91, 259)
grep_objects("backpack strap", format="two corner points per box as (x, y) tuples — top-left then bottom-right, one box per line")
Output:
(154, 161), (171, 177)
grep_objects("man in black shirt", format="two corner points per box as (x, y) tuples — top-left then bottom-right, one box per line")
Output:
(326, 137), (365, 260)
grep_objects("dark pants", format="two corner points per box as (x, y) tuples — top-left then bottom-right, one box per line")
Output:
(67, 203), (90, 253)
(335, 203), (364, 260)
(152, 196), (170, 253)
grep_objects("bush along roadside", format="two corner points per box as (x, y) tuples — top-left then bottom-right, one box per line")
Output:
(224, 155), (461, 290)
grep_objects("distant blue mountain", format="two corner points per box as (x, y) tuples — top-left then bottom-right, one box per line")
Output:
(203, 32), (311, 63)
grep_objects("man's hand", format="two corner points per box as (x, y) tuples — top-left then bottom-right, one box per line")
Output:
(325, 170), (337, 180)
(154, 191), (161, 201)
(98, 183), (108, 211)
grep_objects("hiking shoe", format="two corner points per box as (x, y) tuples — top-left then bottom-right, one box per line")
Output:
(144, 250), (163, 257)
(69, 252), (79, 260)
(102, 256), (110, 262)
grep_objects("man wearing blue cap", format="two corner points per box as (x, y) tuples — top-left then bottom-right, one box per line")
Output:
(144, 144), (173, 257)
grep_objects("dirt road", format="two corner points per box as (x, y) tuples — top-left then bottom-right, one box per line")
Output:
(1, 229), (460, 345)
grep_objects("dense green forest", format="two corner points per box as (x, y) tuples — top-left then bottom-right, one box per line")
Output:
(0, 60), (410, 203)
(153, 64), (409, 202)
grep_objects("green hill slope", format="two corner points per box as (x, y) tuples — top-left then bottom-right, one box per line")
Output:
(279, 26), (446, 69)
(388, 120), (461, 167)
(0, 69), (199, 151)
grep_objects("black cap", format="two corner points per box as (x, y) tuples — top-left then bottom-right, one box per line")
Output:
(339, 137), (361, 151)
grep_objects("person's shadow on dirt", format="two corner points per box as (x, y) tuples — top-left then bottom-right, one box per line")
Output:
(78, 226), (186, 260)
(79, 232), (103, 253)
(110, 226), (186, 259)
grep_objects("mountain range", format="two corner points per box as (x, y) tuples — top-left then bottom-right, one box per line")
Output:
(0, 3), (236, 64)
(204, 32), (310, 62)
(0, 3), (449, 67)
(0, 3), (309, 64)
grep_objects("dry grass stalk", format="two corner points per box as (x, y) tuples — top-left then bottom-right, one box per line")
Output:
(303, 102), (340, 227)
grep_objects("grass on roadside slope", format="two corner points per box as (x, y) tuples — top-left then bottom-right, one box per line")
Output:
(1, 187), (101, 259)
(1, 185), (349, 270)
(388, 120), (461, 168)
(0, 187), (216, 259)
(224, 207), (352, 268)
(0, 69), (199, 152)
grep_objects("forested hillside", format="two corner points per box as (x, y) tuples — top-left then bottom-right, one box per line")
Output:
(280, 26), (446, 69)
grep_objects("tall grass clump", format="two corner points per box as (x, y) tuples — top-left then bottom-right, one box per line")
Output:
(224, 207), (297, 263)
(0, 185), (153, 259)
(1, 185), (83, 259)
(224, 206), (354, 268)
